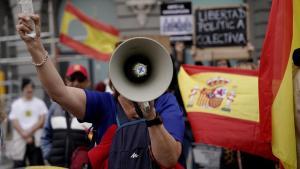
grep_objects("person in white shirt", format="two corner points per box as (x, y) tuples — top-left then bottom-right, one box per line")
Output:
(8, 78), (48, 167)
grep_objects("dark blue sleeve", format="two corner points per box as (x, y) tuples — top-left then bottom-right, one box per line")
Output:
(40, 103), (55, 159)
(155, 93), (185, 143)
(83, 90), (115, 124)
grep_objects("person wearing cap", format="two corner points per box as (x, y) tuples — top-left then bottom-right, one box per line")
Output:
(40, 64), (91, 167)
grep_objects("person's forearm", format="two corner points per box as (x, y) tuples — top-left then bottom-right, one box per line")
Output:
(16, 15), (65, 99)
(148, 124), (181, 168)
(27, 42), (86, 119)
(12, 120), (26, 138)
(28, 114), (45, 136)
(26, 41), (67, 103)
(17, 15), (86, 120)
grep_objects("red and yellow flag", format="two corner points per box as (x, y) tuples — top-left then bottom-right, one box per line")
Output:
(59, 3), (119, 61)
(259, 0), (298, 168)
(178, 65), (273, 159)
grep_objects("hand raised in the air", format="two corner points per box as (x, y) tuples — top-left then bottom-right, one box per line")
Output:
(16, 14), (41, 44)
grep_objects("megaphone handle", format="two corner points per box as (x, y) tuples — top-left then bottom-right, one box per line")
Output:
(134, 102), (144, 118)
(133, 102), (151, 118)
(142, 102), (150, 113)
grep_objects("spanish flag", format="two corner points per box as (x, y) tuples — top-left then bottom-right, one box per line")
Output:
(178, 65), (273, 159)
(60, 3), (119, 61)
(259, 0), (298, 168)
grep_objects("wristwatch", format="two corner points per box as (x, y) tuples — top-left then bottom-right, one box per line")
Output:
(146, 114), (163, 127)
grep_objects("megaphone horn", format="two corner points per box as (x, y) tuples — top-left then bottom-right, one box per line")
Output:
(109, 37), (173, 102)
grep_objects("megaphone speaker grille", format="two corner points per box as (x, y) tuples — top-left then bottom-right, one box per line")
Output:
(123, 54), (152, 84)
(109, 37), (173, 102)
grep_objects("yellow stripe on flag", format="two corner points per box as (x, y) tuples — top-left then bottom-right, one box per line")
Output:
(272, 60), (297, 169)
(272, 0), (299, 168)
(60, 10), (118, 55)
(60, 12), (75, 34)
(178, 67), (259, 122)
(84, 25), (118, 54)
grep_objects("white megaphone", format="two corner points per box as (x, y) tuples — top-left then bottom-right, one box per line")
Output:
(109, 37), (173, 102)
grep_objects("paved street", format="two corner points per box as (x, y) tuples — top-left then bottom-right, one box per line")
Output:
(0, 155), (13, 169)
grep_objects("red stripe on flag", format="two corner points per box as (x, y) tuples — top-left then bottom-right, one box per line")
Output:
(65, 2), (119, 36)
(188, 112), (274, 159)
(258, 0), (293, 141)
(60, 34), (111, 61)
(183, 64), (258, 77)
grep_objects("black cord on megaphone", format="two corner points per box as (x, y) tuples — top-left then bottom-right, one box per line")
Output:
(134, 102), (144, 118)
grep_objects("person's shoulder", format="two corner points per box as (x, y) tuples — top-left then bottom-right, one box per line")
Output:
(85, 90), (114, 101)
(32, 97), (46, 105)
(155, 92), (180, 112)
(32, 97), (43, 102)
(84, 90), (117, 112)
(156, 92), (177, 103)
(12, 97), (23, 106)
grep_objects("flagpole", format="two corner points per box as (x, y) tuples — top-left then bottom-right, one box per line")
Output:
(237, 150), (243, 169)
(48, 0), (57, 67)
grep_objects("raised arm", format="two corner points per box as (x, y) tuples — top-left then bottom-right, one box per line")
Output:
(16, 14), (86, 120)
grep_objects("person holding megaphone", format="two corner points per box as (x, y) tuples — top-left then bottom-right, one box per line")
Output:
(16, 14), (184, 169)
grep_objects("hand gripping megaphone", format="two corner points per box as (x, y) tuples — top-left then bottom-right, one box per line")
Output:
(109, 37), (173, 103)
